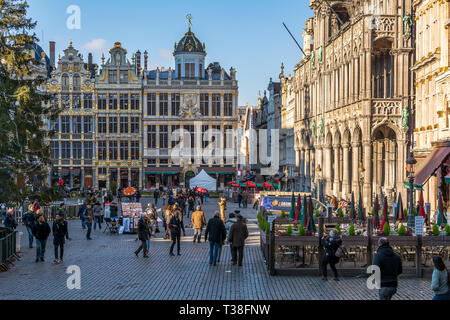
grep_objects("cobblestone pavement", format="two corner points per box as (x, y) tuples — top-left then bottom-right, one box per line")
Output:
(0, 198), (433, 300)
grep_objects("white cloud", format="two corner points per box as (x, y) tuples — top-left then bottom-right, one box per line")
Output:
(82, 39), (107, 52)
(159, 49), (172, 60)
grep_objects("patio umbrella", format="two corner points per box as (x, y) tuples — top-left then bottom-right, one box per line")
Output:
(373, 202), (381, 230)
(374, 195), (380, 219)
(380, 197), (389, 231)
(349, 192), (356, 221)
(301, 194), (308, 227)
(418, 190), (427, 219)
(243, 181), (257, 188)
(437, 192), (448, 228)
(294, 194), (301, 221)
(357, 192), (365, 222)
(395, 193), (404, 222)
(306, 197), (317, 233)
(194, 187), (207, 193)
(288, 193), (296, 220)
(227, 181), (236, 185)
(123, 187), (136, 197)
(255, 182), (264, 188)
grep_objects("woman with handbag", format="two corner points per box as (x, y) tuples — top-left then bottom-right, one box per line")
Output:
(321, 229), (343, 281)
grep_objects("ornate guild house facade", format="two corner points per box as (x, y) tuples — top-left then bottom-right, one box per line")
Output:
(292, 0), (415, 208)
(142, 24), (239, 189)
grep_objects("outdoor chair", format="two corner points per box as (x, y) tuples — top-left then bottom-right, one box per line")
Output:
(103, 218), (119, 235)
(307, 246), (319, 266)
(339, 247), (357, 268)
(400, 247), (416, 267)
(423, 246), (446, 266)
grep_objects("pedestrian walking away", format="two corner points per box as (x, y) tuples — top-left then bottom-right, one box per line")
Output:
(169, 207), (185, 256)
(135, 214), (152, 258)
(373, 237), (403, 300)
(228, 214), (249, 267)
(225, 212), (238, 259)
(85, 204), (94, 240)
(52, 213), (68, 264)
(320, 229), (342, 281)
(154, 189), (160, 207)
(57, 203), (71, 240)
(22, 205), (36, 248)
(205, 212), (227, 266)
(78, 201), (88, 229)
(191, 205), (206, 243)
(32, 215), (51, 262)
(431, 256), (450, 300)
(93, 201), (102, 230)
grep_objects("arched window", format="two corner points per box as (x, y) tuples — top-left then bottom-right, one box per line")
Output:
(61, 74), (69, 91)
(73, 74), (81, 91)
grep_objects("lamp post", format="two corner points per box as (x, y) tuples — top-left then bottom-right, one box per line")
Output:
(316, 164), (322, 201)
(406, 152), (417, 230)
(284, 167), (289, 191)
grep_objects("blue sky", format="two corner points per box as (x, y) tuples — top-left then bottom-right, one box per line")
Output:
(27, 0), (312, 106)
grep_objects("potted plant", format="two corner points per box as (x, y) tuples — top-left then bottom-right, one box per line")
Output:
(432, 224), (440, 236)
(315, 209), (320, 217)
(444, 224), (450, 236)
(397, 224), (406, 236)
(383, 223), (390, 236)
(348, 223), (356, 236)
(280, 211), (287, 218)
(335, 223), (342, 235)
(337, 208), (344, 217)
(298, 223), (306, 236)
(286, 225), (293, 236)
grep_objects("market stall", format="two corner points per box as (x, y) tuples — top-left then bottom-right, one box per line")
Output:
(121, 202), (143, 234)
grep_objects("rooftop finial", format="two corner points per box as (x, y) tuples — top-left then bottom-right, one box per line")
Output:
(186, 13), (192, 32)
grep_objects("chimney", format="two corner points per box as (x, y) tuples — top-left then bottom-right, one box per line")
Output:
(135, 50), (141, 71)
(88, 53), (93, 68)
(49, 41), (55, 67)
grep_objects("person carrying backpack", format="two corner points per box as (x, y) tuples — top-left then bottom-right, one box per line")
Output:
(321, 229), (343, 281)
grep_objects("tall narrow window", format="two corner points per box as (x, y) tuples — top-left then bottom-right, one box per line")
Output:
(131, 141), (139, 160)
(212, 94), (220, 116)
(61, 142), (71, 158)
(131, 94), (139, 110)
(73, 74), (81, 91)
(98, 117), (107, 134)
(61, 116), (70, 133)
(171, 125), (180, 148)
(224, 93), (233, 116)
(108, 70), (117, 84)
(200, 93), (209, 116)
(131, 117), (139, 134)
(109, 117), (118, 134)
(72, 116), (82, 133)
(83, 93), (92, 109)
(109, 141), (118, 160)
(98, 141), (107, 160)
(83, 116), (92, 133)
(172, 93), (180, 116)
(62, 74), (69, 91)
(97, 94), (107, 110)
(147, 93), (156, 116)
(72, 94), (81, 109)
(51, 142), (59, 159)
(120, 141), (128, 160)
(185, 63), (195, 78)
(84, 142), (93, 159)
(160, 125), (168, 149)
(73, 142), (82, 159)
(120, 94), (129, 110)
(120, 70), (128, 84)
(199, 64), (203, 78)
(160, 93), (168, 116)
(148, 125), (156, 148)
(120, 116), (129, 134)
(178, 64), (181, 78)
(109, 94), (117, 110)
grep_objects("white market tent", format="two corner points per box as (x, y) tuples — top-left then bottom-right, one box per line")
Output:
(189, 170), (217, 191)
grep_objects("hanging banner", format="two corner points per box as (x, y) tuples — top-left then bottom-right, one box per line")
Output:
(261, 196), (292, 211)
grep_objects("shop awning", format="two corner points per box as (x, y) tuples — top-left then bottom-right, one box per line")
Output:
(145, 172), (161, 175)
(219, 172), (235, 175)
(163, 172), (179, 175)
(414, 147), (450, 185)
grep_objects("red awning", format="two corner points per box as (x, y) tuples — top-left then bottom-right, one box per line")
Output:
(415, 147), (450, 185)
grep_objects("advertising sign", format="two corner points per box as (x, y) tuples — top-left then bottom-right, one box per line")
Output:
(262, 196), (292, 211)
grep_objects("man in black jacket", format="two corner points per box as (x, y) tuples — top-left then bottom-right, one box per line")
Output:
(4, 209), (17, 231)
(32, 215), (51, 262)
(205, 212), (227, 266)
(373, 237), (403, 300)
(134, 215), (152, 258)
(169, 210), (185, 256)
(52, 213), (68, 264)
(22, 207), (36, 248)
(78, 201), (87, 230)
(228, 215), (249, 266)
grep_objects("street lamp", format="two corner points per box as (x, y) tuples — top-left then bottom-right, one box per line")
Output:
(406, 152), (417, 230)
(284, 167), (289, 191)
(316, 164), (322, 201)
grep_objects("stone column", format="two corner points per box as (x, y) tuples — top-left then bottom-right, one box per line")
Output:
(295, 147), (300, 191)
(305, 149), (311, 192)
(168, 94), (172, 116)
(363, 140), (372, 209)
(384, 139), (390, 193)
(220, 94), (224, 117)
(326, 145), (332, 196)
(208, 94), (212, 116)
(397, 138), (407, 202)
(299, 149), (305, 192)
(333, 143), (340, 196)
(352, 142), (360, 197)
(342, 143), (350, 198)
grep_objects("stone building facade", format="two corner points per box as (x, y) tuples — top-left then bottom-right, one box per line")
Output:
(142, 25), (239, 190)
(412, 0), (450, 211)
(291, 0), (415, 207)
(46, 42), (97, 189)
(95, 42), (143, 190)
